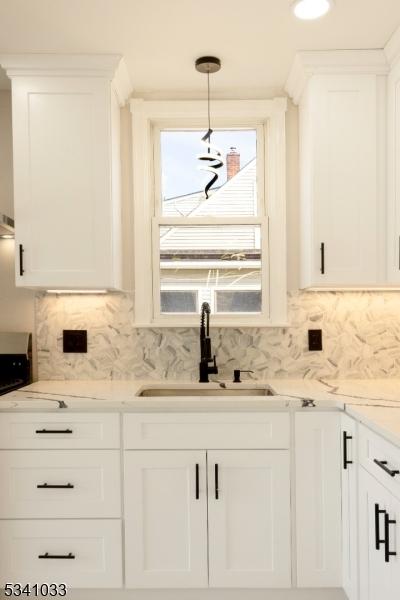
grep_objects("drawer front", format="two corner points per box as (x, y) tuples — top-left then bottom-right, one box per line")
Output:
(0, 450), (121, 518)
(359, 424), (400, 500)
(123, 413), (290, 449)
(0, 413), (120, 449)
(0, 519), (122, 588)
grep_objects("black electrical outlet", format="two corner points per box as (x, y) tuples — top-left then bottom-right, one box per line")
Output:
(63, 330), (87, 353)
(308, 329), (323, 351)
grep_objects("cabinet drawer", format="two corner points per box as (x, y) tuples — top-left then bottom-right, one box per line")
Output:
(0, 413), (120, 449)
(359, 424), (400, 501)
(0, 450), (121, 518)
(0, 519), (122, 588)
(123, 413), (290, 449)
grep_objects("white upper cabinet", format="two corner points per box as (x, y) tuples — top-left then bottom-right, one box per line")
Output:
(286, 51), (388, 288)
(0, 54), (131, 290)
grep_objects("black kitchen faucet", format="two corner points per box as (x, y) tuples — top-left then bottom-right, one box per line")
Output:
(199, 302), (218, 383)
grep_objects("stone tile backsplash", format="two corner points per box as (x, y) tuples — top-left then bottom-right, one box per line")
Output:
(35, 291), (400, 381)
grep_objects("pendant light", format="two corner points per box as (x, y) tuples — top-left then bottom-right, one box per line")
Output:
(195, 56), (224, 199)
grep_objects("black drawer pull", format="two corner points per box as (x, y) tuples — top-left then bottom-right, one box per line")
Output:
(195, 464), (199, 500)
(375, 503), (386, 550)
(37, 483), (74, 489)
(374, 459), (400, 478)
(343, 431), (353, 470)
(320, 242), (325, 274)
(385, 513), (397, 563)
(19, 244), (25, 276)
(215, 463), (219, 500)
(38, 552), (75, 560)
(35, 429), (73, 434)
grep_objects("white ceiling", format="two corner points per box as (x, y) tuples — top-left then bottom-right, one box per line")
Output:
(0, 0), (399, 97)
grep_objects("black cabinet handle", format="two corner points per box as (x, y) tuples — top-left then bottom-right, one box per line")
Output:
(215, 463), (219, 500)
(374, 459), (400, 478)
(343, 431), (353, 470)
(37, 483), (74, 489)
(35, 429), (73, 434)
(375, 503), (386, 550)
(19, 244), (24, 276)
(320, 242), (325, 274)
(384, 513), (397, 563)
(195, 464), (199, 500)
(38, 552), (75, 560)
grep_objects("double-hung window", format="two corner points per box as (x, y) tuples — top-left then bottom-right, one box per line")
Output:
(130, 99), (287, 327)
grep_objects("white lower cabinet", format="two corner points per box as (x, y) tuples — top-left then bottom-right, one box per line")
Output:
(341, 414), (359, 600)
(124, 450), (208, 589)
(207, 450), (291, 588)
(0, 519), (122, 588)
(124, 449), (291, 589)
(295, 412), (342, 587)
(359, 466), (400, 600)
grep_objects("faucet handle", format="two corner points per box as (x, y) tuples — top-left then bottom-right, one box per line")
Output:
(233, 369), (254, 383)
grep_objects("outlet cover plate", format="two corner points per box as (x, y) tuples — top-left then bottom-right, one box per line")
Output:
(308, 329), (323, 352)
(63, 330), (87, 353)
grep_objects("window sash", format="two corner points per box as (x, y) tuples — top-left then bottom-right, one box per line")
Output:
(153, 124), (266, 219)
(152, 216), (269, 321)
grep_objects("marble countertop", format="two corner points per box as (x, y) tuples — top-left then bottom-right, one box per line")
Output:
(1, 378), (400, 446)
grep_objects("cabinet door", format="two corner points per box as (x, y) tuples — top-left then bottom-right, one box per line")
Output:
(207, 450), (291, 588)
(11, 76), (121, 289)
(300, 74), (385, 287)
(295, 412), (342, 587)
(124, 450), (208, 588)
(359, 467), (400, 600)
(341, 414), (359, 600)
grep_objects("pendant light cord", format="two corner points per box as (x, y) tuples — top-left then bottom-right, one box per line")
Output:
(207, 70), (211, 153)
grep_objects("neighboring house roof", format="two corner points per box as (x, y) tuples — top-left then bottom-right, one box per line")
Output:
(161, 159), (258, 252)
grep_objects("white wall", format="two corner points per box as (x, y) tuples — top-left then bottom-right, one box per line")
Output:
(0, 91), (14, 218)
(0, 91), (36, 376)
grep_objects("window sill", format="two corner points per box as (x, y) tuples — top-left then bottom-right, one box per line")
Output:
(132, 320), (291, 329)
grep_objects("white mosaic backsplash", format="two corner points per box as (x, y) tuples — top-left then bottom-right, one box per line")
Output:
(35, 291), (400, 380)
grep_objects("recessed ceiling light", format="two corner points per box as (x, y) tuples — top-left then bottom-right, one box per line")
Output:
(292, 0), (333, 20)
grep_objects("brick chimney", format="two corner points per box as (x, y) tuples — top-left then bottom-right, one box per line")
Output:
(226, 147), (240, 180)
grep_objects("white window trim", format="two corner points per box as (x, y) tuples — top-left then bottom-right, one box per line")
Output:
(130, 98), (288, 327)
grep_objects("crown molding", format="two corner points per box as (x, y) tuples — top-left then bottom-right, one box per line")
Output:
(385, 25), (400, 68)
(285, 50), (389, 105)
(0, 53), (133, 106)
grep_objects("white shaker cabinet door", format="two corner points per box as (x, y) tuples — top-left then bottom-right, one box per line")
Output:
(10, 72), (122, 289)
(359, 467), (400, 600)
(207, 450), (291, 588)
(124, 450), (208, 589)
(341, 414), (359, 600)
(299, 74), (385, 287)
(295, 412), (342, 587)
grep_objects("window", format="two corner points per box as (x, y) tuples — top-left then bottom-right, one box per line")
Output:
(131, 99), (287, 326)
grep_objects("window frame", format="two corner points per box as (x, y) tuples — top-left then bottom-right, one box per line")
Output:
(130, 99), (288, 327)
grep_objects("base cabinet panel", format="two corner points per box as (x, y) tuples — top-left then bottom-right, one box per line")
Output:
(341, 414), (358, 600)
(124, 450), (208, 589)
(295, 412), (342, 587)
(0, 519), (122, 588)
(207, 450), (291, 588)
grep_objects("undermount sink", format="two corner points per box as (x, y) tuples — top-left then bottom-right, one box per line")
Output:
(138, 386), (275, 397)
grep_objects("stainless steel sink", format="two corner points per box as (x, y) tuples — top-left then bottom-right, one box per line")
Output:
(138, 387), (274, 397)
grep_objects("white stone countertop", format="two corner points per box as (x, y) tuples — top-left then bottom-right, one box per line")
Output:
(1, 378), (400, 446)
